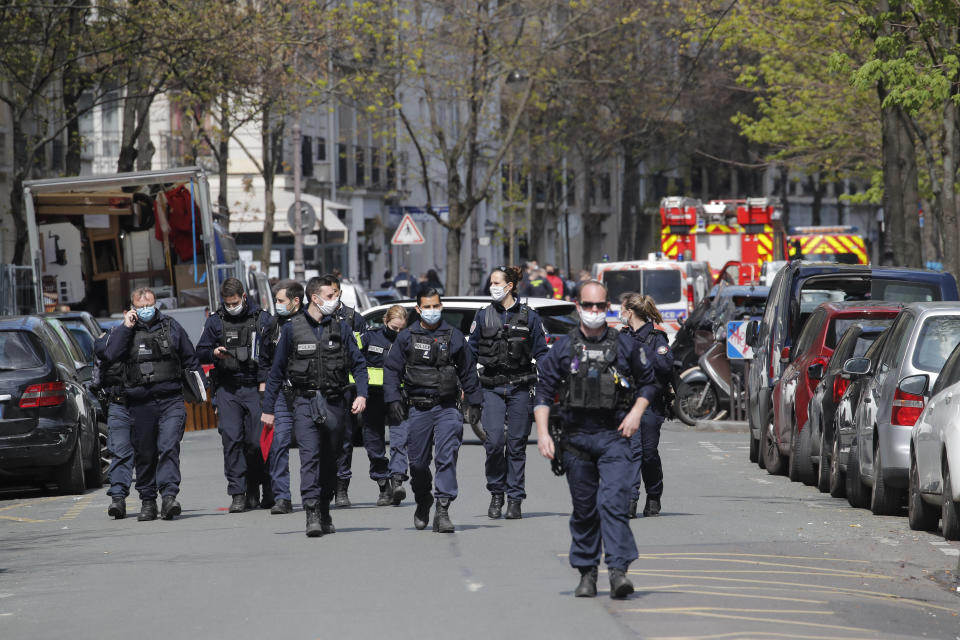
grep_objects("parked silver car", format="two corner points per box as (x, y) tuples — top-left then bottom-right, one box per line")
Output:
(908, 341), (960, 540)
(843, 302), (960, 516)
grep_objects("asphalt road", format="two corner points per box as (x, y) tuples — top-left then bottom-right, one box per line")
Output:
(1, 422), (959, 640)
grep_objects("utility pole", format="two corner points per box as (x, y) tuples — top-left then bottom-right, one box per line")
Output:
(291, 8), (304, 283)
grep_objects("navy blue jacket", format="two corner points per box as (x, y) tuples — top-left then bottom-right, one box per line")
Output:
(383, 320), (482, 406)
(262, 310), (369, 412)
(98, 311), (204, 401)
(335, 302), (367, 333)
(259, 310), (297, 374)
(195, 301), (276, 385)
(467, 299), (550, 363)
(93, 331), (117, 395)
(360, 327), (397, 370)
(624, 322), (673, 416)
(534, 327), (656, 431)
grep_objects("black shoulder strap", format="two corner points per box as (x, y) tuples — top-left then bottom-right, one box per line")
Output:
(483, 305), (503, 332)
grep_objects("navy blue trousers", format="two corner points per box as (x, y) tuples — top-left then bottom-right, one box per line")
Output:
(630, 411), (665, 501)
(406, 405), (463, 502)
(481, 385), (532, 500)
(268, 394), (294, 501)
(106, 402), (135, 498)
(388, 420), (409, 481)
(293, 394), (346, 503)
(563, 429), (638, 571)
(216, 385), (265, 496)
(130, 395), (186, 500)
(350, 387), (390, 482)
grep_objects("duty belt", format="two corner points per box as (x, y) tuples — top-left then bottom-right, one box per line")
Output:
(479, 372), (537, 388)
(407, 395), (456, 410)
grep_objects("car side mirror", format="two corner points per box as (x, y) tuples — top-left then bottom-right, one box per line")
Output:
(745, 320), (758, 347)
(898, 374), (929, 398)
(842, 357), (871, 377)
(808, 362), (825, 381)
(780, 346), (791, 363)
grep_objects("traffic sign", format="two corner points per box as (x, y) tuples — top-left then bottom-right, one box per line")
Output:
(391, 214), (425, 245)
(726, 321), (754, 360)
(286, 201), (316, 232)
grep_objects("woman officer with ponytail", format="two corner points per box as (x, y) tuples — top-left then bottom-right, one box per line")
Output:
(468, 266), (549, 520)
(619, 294), (673, 518)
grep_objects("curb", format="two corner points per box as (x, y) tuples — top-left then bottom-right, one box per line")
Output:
(665, 419), (749, 433)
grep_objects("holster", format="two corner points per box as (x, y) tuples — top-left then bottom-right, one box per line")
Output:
(479, 372), (538, 389)
(307, 391), (339, 432)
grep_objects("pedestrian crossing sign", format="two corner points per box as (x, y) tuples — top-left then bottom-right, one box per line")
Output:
(391, 214), (426, 245)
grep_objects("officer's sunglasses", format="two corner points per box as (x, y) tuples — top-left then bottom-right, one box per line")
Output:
(579, 301), (608, 310)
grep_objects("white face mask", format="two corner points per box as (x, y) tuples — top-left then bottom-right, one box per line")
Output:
(580, 310), (607, 329)
(618, 311), (630, 325)
(317, 298), (339, 316)
(490, 285), (509, 302)
(225, 299), (244, 316)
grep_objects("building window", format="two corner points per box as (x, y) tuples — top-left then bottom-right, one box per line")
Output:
(386, 151), (396, 189)
(355, 145), (365, 185)
(301, 135), (313, 177)
(337, 143), (348, 187)
(371, 147), (381, 186)
(317, 136), (326, 161)
(599, 173), (610, 202)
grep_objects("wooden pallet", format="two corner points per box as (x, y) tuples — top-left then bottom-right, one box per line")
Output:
(185, 399), (218, 432)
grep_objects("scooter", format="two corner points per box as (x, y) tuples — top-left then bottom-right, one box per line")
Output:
(674, 325), (736, 425)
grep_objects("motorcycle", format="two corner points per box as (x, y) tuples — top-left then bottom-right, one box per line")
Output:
(674, 324), (731, 425)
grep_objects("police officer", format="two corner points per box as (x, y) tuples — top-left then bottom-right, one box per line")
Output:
(359, 304), (408, 506)
(383, 289), (482, 533)
(95, 327), (135, 519)
(619, 293), (673, 518)
(469, 266), (548, 520)
(261, 276), (368, 537)
(260, 279), (304, 515)
(534, 280), (655, 599)
(196, 278), (276, 512)
(99, 287), (205, 521)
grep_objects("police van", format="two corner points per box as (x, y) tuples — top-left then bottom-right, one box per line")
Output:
(592, 257), (711, 341)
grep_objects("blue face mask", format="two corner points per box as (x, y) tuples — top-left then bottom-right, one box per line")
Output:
(420, 308), (442, 325)
(275, 302), (291, 316)
(136, 306), (156, 323)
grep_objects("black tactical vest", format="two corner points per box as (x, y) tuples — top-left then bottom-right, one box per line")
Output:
(101, 359), (126, 388)
(476, 304), (533, 375)
(563, 327), (628, 411)
(126, 319), (181, 386)
(216, 310), (259, 384)
(404, 329), (459, 400)
(285, 314), (348, 394)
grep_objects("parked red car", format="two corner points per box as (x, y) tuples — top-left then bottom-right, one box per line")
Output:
(768, 301), (903, 480)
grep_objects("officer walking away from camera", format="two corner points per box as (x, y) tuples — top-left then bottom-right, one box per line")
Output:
(100, 287), (205, 521)
(261, 276), (368, 537)
(534, 280), (655, 599)
(360, 304), (409, 506)
(619, 293), (673, 518)
(95, 327), (136, 519)
(260, 279), (304, 514)
(196, 278), (276, 513)
(469, 266), (548, 520)
(383, 289), (482, 533)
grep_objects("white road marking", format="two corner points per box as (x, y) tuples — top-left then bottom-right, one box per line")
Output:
(939, 548), (959, 557)
(465, 581), (483, 592)
(749, 477), (772, 485)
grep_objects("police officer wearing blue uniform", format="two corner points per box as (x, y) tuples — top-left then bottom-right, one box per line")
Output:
(359, 304), (409, 506)
(468, 266), (548, 520)
(260, 279), (303, 515)
(619, 293), (672, 518)
(99, 287), (205, 521)
(196, 278), (276, 513)
(95, 327), (135, 519)
(261, 275), (368, 537)
(383, 289), (482, 533)
(534, 280), (655, 598)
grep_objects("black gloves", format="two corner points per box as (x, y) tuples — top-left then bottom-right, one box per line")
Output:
(465, 404), (487, 441)
(388, 401), (407, 425)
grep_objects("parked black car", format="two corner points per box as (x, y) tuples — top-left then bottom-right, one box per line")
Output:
(43, 311), (104, 363)
(0, 316), (104, 493)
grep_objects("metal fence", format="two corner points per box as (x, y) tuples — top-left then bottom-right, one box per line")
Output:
(0, 264), (38, 316)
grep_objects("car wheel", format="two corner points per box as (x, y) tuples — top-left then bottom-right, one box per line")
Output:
(795, 420), (815, 486)
(56, 432), (86, 495)
(943, 463), (960, 541)
(829, 431), (846, 499)
(98, 428), (110, 479)
(907, 453), (939, 532)
(749, 428), (760, 464)
(788, 419), (801, 482)
(870, 441), (903, 516)
(816, 426), (831, 493)
(846, 442), (869, 509)
(84, 425), (104, 489)
(763, 409), (785, 475)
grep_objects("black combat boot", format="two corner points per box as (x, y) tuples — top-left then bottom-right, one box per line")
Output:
(487, 493), (505, 519)
(391, 475), (407, 506)
(413, 497), (432, 530)
(259, 478), (275, 510)
(335, 478), (351, 507)
(137, 499), (158, 522)
(608, 568), (634, 599)
(229, 494), (246, 513)
(504, 499), (522, 520)
(628, 499), (638, 519)
(433, 497), (455, 533)
(574, 566), (598, 598)
(643, 496), (661, 517)
(160, 496), (181, 520)
(304, 501), (323, 537)
(270, 498), (293, 515)
(244, 488), (260, 511)
(376, 479), (392, 506)
(319, 501), (335, 534)
(107, 497), (126, 520)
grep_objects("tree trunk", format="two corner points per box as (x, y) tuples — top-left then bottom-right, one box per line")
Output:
(62, 0), (88, 176)
(619, 145), (639, 261)
(261, 109), (277, 273)
(809, 173), (822, 226)
(880, 102), (903, 266)
(445, 207), (464, 296)
(118, 77), (139, 173)
(898, 109), (922, 268)
(11, 119), (29, 265)
(218, 89), (230, 219)
(943, 99), (960, 277)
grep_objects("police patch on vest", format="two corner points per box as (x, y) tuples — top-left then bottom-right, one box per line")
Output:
(138, 344), (154, 356)
(414, 342), (431, 351)
(368, 345), (385, 354)
(584, 349), (604, 359)
(297, 343), (317, 354)
(657, 346), (669, 355)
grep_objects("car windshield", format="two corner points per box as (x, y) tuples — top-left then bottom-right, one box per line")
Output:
(827, 318), (894, 349)
(65, 325), (96, 363)
(603, 269), (682, 305)
(0, 331), (43, 369)
(540, 308), (579, 335)
(913, 316), (960, 372)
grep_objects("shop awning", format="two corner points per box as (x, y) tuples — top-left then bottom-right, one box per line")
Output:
(226, 187), (349, 243)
